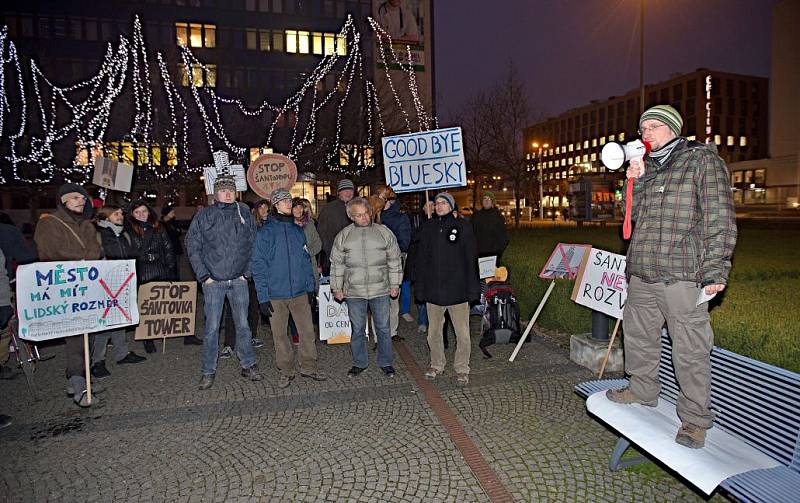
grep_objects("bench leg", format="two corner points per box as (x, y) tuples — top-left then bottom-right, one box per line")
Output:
(609, 437), (647, 471)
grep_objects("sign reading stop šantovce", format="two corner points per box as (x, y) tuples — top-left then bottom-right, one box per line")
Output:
(247, 153), (298, 199)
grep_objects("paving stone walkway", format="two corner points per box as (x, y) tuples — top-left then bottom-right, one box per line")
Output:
(1, 307), (723, 502)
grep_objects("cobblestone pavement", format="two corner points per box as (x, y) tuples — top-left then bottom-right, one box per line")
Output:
(1, 307), (722, 502)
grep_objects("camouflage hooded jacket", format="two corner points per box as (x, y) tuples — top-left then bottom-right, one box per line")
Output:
(626, 138), (737, 286)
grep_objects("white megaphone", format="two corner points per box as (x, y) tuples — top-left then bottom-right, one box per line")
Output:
(600, 139), (651, 171)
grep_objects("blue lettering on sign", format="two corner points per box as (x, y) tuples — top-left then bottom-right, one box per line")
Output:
(382, 127), (467, 193)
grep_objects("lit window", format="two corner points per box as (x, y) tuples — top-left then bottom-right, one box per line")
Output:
(181, 63), (216, 88)
(687, 135), (696, 141)
(609, 134), (615, 141)
(336, 34), (347, 55)
(568, 144), (573, 152)
(312, 32), (323, 55)
(583, 140), (589, 148)
(583, 154), (588, 162)
(727, 135), (734, 146)
(272, 30), (284, 52)
(298, 31), (310, 54)
(599, 137), (606, 145)
(592, 138), (597, 147)
(246, 29), (257, 50)
(561, 159), (566, 166)
(259, 30), (271, 51)
(555, 172), (560, 179)
(740, 136), (747, 147)
(590, 153), (597, 161)
(562, 171), (567, 179)
(555, 146), (560, 154)
(548, 148), (553, 156)
(176, 22), (215, 48)
(619, 132), (625, 142)
(576, 142), (581, 150)
(714, 134), (721, 145)
(324, 33), (335, 54)
(286, 30), (298, 53)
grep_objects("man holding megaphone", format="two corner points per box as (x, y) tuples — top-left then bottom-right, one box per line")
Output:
(604, 105), (738, 449)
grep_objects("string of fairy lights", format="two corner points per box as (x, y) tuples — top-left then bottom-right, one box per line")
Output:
(0, 14), (434, 185)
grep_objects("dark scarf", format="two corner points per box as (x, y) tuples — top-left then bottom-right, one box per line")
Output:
(649, 137), (682, 165)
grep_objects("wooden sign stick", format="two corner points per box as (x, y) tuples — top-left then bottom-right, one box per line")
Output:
(83, 333), (92, 405)
(162, 336), (167, 353)
(598, 318), (622, 378)
(509, 280), (556, 362)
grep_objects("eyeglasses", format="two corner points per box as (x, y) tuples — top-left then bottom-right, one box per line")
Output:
(638, 124), (667, 135)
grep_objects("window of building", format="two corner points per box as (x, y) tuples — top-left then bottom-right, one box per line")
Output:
(272, 30), (285, 51)
(727, 135), (734, 146)
(259, 29), (271, 50)
(298, 30), (310, 53)
(312, 32), (323, 54)
(591, 138), (597, 147)
(273, 0), (283, 13)
(609, 134), (615, 142)
(590, 153), (597, 161)
(246, 29), (257, 49)
(583, 140), (588, 149)
(687, 135), (696, 141)
(176, 22), (215, 48)
(582, 154), (588, 162)
(37, 17), (49, 38)
(754, 168), (765, 185)
(181, 63), (216, 87)
(619, 132), (625, 142)
(53, 17), (66, 38)
(101, 20), (112, 40)
(286, 30), (298, 53)
(599, 137), (606, 146)
(259, 0), (270, 11)
(740, 136), (747, 147)
(714, 134), (721, 145)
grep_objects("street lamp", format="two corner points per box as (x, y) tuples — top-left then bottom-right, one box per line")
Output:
(532, 142), (549, 219)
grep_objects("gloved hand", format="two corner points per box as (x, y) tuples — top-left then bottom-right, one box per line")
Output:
(259, 302), (274, 317)
(0, 305), (13, 328)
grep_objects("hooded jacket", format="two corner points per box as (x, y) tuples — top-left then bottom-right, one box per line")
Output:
(626, 139), (737, 286)
(330, 222), (402, 299)
(415, 212), (480, 306)
(251, 212), (315, 303)
(34, 184), (102, 262)
(186, 201), (256, 283)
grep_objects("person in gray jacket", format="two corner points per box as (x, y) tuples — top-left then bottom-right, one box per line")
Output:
(330, 197), (402, 377)
(186, 175), (262, 390)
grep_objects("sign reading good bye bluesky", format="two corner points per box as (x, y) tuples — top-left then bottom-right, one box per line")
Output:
(382, 127), (466, 193)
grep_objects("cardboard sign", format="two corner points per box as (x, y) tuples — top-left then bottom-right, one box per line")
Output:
(478, 256), (497, 279)
(539, 243), (592, 280)
(382, 127), (466, 193)
(318, 284), (368, 344)
(247, 153), (298, 199)
(92, 156), (134, 192)
(15, 260), (139, 341)
(571, 248), (627, 319)
(134, 282), (197, 340)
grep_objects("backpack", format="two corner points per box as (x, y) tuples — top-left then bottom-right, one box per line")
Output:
(478, 284), (527, 358)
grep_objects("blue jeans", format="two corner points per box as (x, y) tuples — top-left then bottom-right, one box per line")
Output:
(417, 302), (428, 327)
(347, 296), (393, 368)
(400, 280), (411, 315)
(201, 279), (256, 375)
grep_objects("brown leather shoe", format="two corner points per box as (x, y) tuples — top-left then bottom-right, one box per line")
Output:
(675, 423), (706, 449)
(605, 387), (658, 407)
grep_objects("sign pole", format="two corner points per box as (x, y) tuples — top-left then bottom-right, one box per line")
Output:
(162, 336), (167, 353)
(598, 318), (622, 378)
(509, 280), (556, 362)
(425, 190), (432, 218)
(83, 333), (92, 405)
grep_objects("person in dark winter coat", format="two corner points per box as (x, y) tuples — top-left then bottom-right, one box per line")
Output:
(374, 185), (413, 335)
(33, 183), (103, 407)
(186, 175), (262, 390)
(160, 205), (183, 279)
(471, 191), (509, 263)
(90, 205), (146, 378)
(127, 200), (176, 353)
(0, 213), (37, 277)
(317, 179), (355, 276)
(252, 188), (324, 389)
(416, 192), (480, 386)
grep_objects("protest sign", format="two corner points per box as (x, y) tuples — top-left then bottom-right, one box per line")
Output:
(538, 243), (591, 280)
(571, 248), (628, 319)
(134, 282), (197, 340)
(203, 151), (247, 194)
(92, 156), (134, 192)
(15, 260), (139, 342)
(478, 256), (497, 279)
(247, 153), (298, 199)
(382, 127), (466, 193)
(318, 284), (367, 344)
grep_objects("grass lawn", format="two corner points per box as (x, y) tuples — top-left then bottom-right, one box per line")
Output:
(503, 220), (800, 372)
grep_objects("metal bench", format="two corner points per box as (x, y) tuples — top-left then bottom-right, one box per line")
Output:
(575, 331), (800, 502)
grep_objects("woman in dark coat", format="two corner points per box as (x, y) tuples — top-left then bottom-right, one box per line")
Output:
(127, 200), (177, 353)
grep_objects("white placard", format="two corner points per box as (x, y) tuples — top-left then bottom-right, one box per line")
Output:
(92, 156), (134, 192)
(15, 260), (139, 341)
(203, 151), (246, 195)
(382, 127), (466, 193)
(571, 248), (627, 319)
(317, 284), (368, 344)
(539, 243), (591, 280)
(478, 256), (497, 279)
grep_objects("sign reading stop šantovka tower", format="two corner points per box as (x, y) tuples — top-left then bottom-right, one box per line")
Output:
(246, 153), (298, 199)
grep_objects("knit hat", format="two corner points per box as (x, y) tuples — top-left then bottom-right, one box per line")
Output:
(213, 175), (237, 193)
(482, 191), (496, 204)
(270, 188), (292, 206)
(60, 192), (83, 204)
(639, 105), (683, 136)
(434, 192), (455, 211)
(337, 179), (355, 192)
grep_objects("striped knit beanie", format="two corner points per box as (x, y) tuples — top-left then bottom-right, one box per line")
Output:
(639, 105), (683, 136)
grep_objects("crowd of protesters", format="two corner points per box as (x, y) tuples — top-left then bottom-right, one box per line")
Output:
(0, 174), (510, 418)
